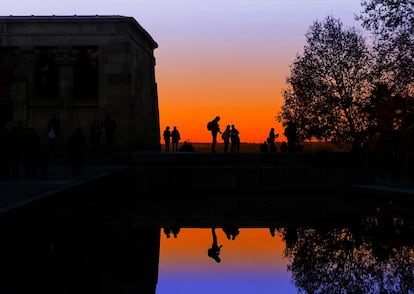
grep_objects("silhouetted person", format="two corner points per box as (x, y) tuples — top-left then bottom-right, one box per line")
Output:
(260, 141), (268, 152)
(163, 227), (172, 238)
(267, 127), (279, 145)
(230, 124), (240, 152)
(47, 113), (61, 152)
(103, 114), (117, 155)
(163, 126), (171, 152)
(221, 125), (231, 152)
(179, 141), (196, 152)
(164, 226), (181, 238)
(280, 141), (288, 152)
(284, 122), (298, 152)
(208, 227), (222, 263)
(89, 119), (102, 157)
(67, 127), (87, 176)
(208, 116), (221, 153)
(222, 225), (240, 240)
(269, 225), (276, 237)
(171, 226), (181, 238)
(171, 126), (181, 152)
(267, 128), (279, 153)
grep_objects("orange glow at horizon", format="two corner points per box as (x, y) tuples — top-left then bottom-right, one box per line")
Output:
(143, 0), (363, 144)
(156, 50), (289, 143)
(158, 228), (295, 293)
(4, 0), (364, 145)
(160, 228), (287, 269)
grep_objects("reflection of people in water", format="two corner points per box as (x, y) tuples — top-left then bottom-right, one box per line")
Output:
(163, 227), (172, 238)
(207, 227), (222, 263)
(269, 225), (276, 237)
(222, 225), (240, 240)
(171, 226), (181, 238)
(163, 226), (181, 238)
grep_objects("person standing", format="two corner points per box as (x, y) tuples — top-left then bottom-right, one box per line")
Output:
(171, 126), (181, 152)
(230, 124), (240, 153)
(267, 127), (279, 145)
(284, 122), (298, 152)
(47, 113), (61, 152)
(163, 126), (171, 152)
(260, 141), (269, 152)
(267, 127), (279, 152)
(207, 116), (221, 153)
(221, 125), (231, 153)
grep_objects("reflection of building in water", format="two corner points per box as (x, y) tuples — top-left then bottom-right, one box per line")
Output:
(0, 15), (160, 151)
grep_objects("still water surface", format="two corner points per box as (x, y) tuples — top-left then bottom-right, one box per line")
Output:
(2, 183), (414, 293)
(158, 215), (414, 294)
(158, 228), (296, 294)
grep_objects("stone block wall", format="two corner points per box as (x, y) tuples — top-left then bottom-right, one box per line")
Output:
(0, 15), (161, 151)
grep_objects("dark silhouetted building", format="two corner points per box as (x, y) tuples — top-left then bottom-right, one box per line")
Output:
(0, 15), (160, 151)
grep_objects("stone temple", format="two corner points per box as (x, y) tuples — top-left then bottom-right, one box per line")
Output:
(0, 15), (160, 151)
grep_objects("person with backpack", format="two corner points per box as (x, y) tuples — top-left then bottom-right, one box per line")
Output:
(207, 116), (221, 153)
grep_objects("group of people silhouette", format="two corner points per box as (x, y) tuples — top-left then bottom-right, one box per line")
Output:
(162, 116), (303, 154)
(220, 123), (240, 153)
(162, 125), (196, 152)
(207, 116), (241, 153)
(162, 114), (305, 154)
(0, 121), (49, 180)
(0, 113), (118, 180)
(162, 125), (181, 152)
(66, 114), (117, 175)
(163, 226), (181, 239)
(206, 115), (303, 153)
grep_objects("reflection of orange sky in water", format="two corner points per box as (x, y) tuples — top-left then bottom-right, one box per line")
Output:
(160, 228), (287, 272)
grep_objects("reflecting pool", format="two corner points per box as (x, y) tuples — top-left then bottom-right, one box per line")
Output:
(158, 228), (297, 294)
(158, 205), (414, 294)
(1, 185), (414, 293)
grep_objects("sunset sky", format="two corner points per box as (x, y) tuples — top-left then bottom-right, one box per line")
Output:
(4, 0), (364, 143)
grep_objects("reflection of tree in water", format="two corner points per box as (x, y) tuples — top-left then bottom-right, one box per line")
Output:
(279, 214), (414, 293)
